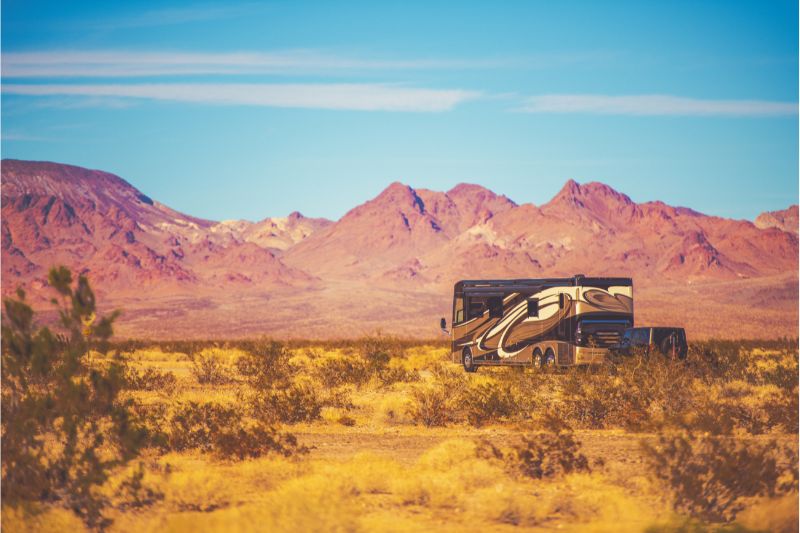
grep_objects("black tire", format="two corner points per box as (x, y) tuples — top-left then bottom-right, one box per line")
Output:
(463, 348), (477, 373)
(532, 348), (543, 369)
(544, 348), (556, 367)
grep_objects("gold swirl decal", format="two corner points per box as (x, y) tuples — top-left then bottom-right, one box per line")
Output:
(582, 289), (633, 313)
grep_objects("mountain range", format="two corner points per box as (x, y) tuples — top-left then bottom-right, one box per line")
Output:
(2, 159), (797, 339)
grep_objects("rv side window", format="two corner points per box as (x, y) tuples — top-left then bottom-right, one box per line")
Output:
(453, 297), (464, 324)
(488, 297), (503, 319)
(527, 298), (539, 317)
(466, 297), (486, 320)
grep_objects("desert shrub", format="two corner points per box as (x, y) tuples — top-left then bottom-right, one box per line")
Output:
(114, 462), (165, 510)
(357, 335), (422, 385)
(686, 341), (752, 383)
(125, 366), (178, 394)
(248, 381), (322, 423)
(1, 267), (147, 529)
(167, 401), (306, 459)
(377, 364), (418, 385)
(555, 356), (697, 431)
(479, 415), (591, 480)
(190, 348), (233, 385)
(127, 402), (170, 449)
(235, 340), (292, 388)
(358, 335), (393, 373)
(555, 371), (621, 429)
(313, 353), (372, 388)
(750, 350), (798, 390)
(408, 363), (467, 427)
(408, 384), (454, 427)
(642, 430), (799, 522)
(319, 384), (356, 409)
(310, 336), (413, 388)
(686, 339), (797, 387)
(110, 336), (450, 358)
(462, 381), (518, 426)
(337, 414), (357, 426)
(734, 493), (799, 533)
(684, 381), (797, 436)
(376, 391), (414, 424)
(408, 366), (524, 427)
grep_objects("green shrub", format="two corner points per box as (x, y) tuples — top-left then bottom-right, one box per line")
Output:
(1, 267), (147, 529)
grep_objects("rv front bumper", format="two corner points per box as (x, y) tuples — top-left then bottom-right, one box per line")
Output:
(574, 346), (609, 365)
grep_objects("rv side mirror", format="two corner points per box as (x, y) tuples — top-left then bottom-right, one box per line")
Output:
(440, 317), (447, 330)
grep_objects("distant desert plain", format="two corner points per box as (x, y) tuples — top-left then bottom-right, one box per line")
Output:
(2, 159), (797, 339)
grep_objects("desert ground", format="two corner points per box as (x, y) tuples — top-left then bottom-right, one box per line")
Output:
(4, 334), (797, 533)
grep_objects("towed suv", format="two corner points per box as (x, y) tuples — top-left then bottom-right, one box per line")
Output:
(611, 327), (687, 360)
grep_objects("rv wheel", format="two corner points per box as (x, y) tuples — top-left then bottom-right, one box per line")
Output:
(532, 349), (543, 369)
(544, 348), (556, 367)
(463, 348), (477, 373)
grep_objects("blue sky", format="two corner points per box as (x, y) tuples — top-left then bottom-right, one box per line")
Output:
(2, 0), (797, 221)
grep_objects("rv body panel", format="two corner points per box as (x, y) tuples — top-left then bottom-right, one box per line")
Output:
(450, 276), (633, 368)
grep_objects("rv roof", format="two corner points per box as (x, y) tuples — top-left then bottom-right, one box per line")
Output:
(454, 275), (632, 294)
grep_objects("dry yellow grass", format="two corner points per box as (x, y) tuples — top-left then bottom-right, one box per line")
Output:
(4, 341), (798, 532)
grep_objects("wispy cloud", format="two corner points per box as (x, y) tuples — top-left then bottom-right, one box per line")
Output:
(2, 50), (475, 78)
(1, 50), (606, 78)
(2, 83), (479, 112)
(520, 94), (798, 116)
(1, 132), (48, 142)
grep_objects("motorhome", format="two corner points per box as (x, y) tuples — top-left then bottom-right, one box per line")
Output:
(440, 275), (634, 371)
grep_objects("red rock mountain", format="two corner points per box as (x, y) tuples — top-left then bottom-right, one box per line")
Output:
(2, 160), (797, 339)
(755, 205), (798, 234)
(1, 160), (314, 303)
(283, 182), (516, 278)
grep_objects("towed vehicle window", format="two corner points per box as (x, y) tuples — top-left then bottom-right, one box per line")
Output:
(653, 328), (679, 345)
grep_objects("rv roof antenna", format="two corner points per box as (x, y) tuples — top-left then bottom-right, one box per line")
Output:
(573, 274), (585, 285)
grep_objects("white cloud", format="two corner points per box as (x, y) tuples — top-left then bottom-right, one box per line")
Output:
(521, 94), (798, 116)
(2, 83), (479, 112)
(1, 50), (495, 78)
(1, 132), (48, 142)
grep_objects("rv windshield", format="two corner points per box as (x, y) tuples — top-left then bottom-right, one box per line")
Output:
(464, 294), (504, 320)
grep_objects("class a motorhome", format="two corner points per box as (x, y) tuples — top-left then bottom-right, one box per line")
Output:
(440, 275), (633, 371)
